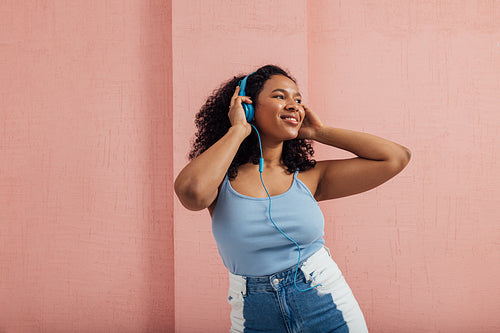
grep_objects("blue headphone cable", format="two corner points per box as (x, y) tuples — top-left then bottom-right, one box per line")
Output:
(249, 123), (321, 292)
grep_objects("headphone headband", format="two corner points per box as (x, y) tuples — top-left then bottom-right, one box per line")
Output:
(238, 71), (256, 96)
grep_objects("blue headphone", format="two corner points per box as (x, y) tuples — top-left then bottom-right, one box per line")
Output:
(238, 71), (256, 122)
(236, 71), (320, 292)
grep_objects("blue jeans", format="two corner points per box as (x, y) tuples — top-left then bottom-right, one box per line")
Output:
(228, 247), (369, 333)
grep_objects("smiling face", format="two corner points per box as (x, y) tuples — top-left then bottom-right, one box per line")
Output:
(253, 75), (305, 143)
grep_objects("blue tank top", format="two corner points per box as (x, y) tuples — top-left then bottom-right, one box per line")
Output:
(211, 170), (325, 277)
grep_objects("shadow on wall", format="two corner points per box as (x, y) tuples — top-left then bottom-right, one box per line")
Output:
(140, 1), (174, 331)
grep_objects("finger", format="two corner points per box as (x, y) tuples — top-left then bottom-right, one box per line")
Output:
(231, 86), (240, 100)
(230, 96), (252, 109)
(239, 96), (252, 104)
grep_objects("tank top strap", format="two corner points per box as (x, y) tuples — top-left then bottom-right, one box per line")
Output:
(221, 172), (230, 191)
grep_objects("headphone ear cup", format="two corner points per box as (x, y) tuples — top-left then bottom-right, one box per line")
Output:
(238, 71), (257, 122)
(243, 103), (254, 122)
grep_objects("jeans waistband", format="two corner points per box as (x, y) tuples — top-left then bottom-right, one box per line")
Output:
(228, 246), (332, 293)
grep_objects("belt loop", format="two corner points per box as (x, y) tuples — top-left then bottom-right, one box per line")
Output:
(241, 276), (247, 297)
(324, 246), (331, 257)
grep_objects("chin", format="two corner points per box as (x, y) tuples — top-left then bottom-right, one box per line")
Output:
(282, 131), (299, 141)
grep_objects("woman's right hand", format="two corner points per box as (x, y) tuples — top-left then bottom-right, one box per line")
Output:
(228, 86), (252, 137)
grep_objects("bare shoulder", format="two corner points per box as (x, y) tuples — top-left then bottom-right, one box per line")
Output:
(296, 162), (324, 198)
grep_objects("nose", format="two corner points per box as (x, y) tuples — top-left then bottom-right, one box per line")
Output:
(285, 99), (301, 112)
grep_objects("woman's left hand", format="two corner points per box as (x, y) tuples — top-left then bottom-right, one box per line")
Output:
(298, 105), (324, 140)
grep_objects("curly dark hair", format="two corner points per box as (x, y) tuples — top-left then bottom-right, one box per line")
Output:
(188, 64), (316, 180)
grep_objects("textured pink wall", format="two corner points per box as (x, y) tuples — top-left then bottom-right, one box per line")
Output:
(2, 1), (499, 332)
(0, 1), (174, 332)
(307, 1), (500, 332)
(173, 1), (500, 332)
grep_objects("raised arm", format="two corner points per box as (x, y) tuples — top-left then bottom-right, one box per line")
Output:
(299, 105), (411, 201)
(174, 86), (251, 211)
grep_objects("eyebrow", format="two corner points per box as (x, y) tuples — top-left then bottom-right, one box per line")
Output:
(271, 88), (302, 98)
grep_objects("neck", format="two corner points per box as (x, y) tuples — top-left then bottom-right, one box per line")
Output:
(259, 139), (284, 168)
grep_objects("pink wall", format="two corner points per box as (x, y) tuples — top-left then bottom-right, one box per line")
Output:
(2, 1), (499, 332)
(173, 1), (500, 332)
(0, 1), (174, 332)
(308, 1), (500, 332)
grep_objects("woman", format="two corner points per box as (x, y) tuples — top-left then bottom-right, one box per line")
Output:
(175, 65), (410, 332)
